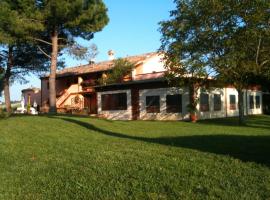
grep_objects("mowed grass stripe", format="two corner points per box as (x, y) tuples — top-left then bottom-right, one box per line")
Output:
(0, 115), (269, 199)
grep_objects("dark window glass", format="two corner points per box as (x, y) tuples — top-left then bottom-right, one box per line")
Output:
(101, 93), (127, 111)
(146, 96), (160, 113)
(214, 94), (222, 111)
(249, 95), (254, 109)
(255, 96), (260, 109)
(200, 93), (209, 112)
(166, 94), (182, 113)
(229, 95), (236, 110)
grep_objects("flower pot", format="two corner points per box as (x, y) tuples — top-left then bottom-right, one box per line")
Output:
(190, 113), (197, 122)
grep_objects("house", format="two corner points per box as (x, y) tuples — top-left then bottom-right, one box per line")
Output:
(40, 52), (263, 120)
(22, 87), (41, 110)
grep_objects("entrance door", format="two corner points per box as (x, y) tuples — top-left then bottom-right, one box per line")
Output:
(84, 93), (97, 114)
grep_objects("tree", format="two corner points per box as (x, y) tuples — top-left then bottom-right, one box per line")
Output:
(35, 0), (109, 113)
(159, 0), (270, 124)
(0, 0), (46, 113)
(212, 0), (270, 124)
(0, 67), (4, 96)
(159, 0), (214, 122)
(98, 58), (135, 85)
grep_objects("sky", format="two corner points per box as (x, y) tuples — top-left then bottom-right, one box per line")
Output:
(1, 0), (175, 101)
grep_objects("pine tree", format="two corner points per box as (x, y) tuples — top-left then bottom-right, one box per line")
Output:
(35, 0), (109, 113)
(0, 0), (46, 113)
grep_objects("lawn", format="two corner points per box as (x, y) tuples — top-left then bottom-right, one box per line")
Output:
(0, 115), (269, 199)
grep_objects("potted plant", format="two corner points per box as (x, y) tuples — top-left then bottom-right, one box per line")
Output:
(187, 95), (199, 122)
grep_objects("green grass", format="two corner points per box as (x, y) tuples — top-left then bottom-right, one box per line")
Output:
(0, 115), (270, 199)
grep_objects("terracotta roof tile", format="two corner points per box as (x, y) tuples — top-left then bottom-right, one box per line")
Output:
(42, 52), (158, 78)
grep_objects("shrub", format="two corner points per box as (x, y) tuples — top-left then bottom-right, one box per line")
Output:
(0, 109), (10, 119)
(98, 58), (135, 85)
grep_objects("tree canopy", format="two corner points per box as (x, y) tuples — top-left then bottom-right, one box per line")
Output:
(98, 58), (135, 85)
(0, 0), (49, 113)
(0, 0), (43, 44)
(159, 0), (270, 124)
(34, 0), (109, 113)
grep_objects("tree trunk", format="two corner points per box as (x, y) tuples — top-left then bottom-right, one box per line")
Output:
(237, 89), (245, 125)
(4, 46), (13, 114)
(189, 83), (197, 122)
(49, 29), (58, 113)
(3, 76), (11, 113)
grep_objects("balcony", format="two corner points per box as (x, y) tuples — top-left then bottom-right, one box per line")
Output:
(81, 80), (96, 92)
(134, 71), (165, 81)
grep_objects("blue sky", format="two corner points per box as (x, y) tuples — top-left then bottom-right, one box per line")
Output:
(2, 0), (175, 101)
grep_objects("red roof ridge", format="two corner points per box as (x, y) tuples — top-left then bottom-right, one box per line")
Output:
(41, 52), (159, 78)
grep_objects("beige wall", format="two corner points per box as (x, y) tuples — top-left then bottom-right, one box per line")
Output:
(96, 86), (263, 121)
(246, 90), (263, 115)
(197, 88), (227, 120)
(132, 54), (165, 78)
(139, 87), (190, 120)
(97, 89), (132, 120)
(195, 87), (262, 119)
(61, 94), (84, 108)
(22, 89), (41, 107)
(41, 77), (80, 107)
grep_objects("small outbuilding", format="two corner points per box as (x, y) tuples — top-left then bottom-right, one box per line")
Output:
(21, 87), (41, 111)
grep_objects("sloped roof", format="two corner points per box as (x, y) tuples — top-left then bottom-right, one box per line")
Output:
(42, 52), (158, 78)
(21, 87), (41, 92)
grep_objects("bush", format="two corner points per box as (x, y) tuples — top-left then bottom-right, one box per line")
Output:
(0, 109), (10, 119)
(98, 58), (135, 85)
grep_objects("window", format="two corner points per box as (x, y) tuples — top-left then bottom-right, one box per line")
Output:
(146, 96), (160, 113)
(214, 94), (222, 111)
(249, 95), (254, 109)
(200, 93), (209, 112)
(166, 94), (182, 113)
(229, 95), (236, 110)
(101, 93), (127, 111)
(255, 96), (260, 109)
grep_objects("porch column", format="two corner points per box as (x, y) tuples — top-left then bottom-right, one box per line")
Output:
(78, 77), (83, 92)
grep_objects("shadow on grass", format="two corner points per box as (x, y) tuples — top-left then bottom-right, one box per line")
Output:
(198, 115), (270, 130)
(56, 117), (270, 167)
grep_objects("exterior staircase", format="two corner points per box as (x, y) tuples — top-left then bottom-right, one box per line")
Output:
(56, 84), (79, 107)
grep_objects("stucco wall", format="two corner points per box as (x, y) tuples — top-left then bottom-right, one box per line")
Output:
(61, 94), (84, 108)
(197, 88), (227, 120)
(225, 88), (239, 117)
(41, 79), (69, 105)
(139, 87), (190, 120)
(22, 90), (41, 107)
(246, 90), (263, 115)
(133, 54), (165, 78)
(41, 77), (81, 107)
(95, 86), (263, 121)
(198, 88), (263, 119)
(97, 89), (132, 120)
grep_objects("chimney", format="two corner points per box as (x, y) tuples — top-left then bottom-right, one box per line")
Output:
(89, 58), (95, 65)
(108, 50), (115, 60)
